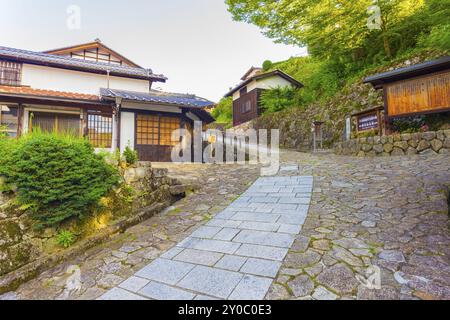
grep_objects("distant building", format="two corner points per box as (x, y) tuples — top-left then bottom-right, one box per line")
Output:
(225, 67), (303, 127)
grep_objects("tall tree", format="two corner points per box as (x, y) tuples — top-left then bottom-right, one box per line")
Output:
(226, 0), (425, 61)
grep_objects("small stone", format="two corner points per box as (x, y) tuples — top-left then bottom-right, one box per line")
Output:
(315, 227), (333, 234)
(0, 292), (19, 300)
(304, 263), (324, 277)
(430, 139), (443, 152)
(406, 147), (418, 155)
(394, 271), (409, 285)
(408, 139), (419, 148)
(361, 220), (376, 228)
(316, 264), (358, 295)
(383, 143), (394, 153)
(401, 133), (411, 141)
(290, 236), (310, 252)
(265, 283), (291, 300)
(111, 251), (128, 259)
(373, 144), (384, 154)
(417, 140), (430, 152)
(288, 275), (314, 297)
(195, 204), (211, 211)
(394, 141), (408, 151)
(312, 239), (331, 251)
(331, 246), (363, 267)
(391, 147), (405, 156)
(421, 132), (436, 141)
(312, 286), (338, 300)
(284, 250), (321, 268)
(97, 274), (124, 289)
(379, 250), (405, 263)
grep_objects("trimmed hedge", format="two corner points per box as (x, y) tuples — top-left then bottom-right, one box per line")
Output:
(0, 132), (119, 227)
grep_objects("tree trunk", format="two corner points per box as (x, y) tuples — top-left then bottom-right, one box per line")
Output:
(383, 33), (392, 58)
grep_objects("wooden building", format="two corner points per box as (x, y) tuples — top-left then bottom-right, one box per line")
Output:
(364, 56), (450, 118)
(225, 67), (303, 126)
(0, 40), (214, 162)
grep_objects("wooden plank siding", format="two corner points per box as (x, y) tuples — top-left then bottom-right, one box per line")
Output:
(233, 88), (264, 127)
(385, 70), (450, 117)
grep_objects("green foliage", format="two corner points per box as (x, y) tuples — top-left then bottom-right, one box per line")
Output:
(56, 230), (76, 248)
(0, 131), (119, 227)
(0, 125), (8, 139)
(123, 146), (138, 165)
(226, 0), (449, 74)
(262, 60), (273, 71)
(353, 129), (379, 139)
(392, 116), (426, 133)
(211, 97), (233, 126)
(260, 87), (299, 113)
(418, 24), (450, 51)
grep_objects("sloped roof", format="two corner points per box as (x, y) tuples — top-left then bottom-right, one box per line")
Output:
(101, 88), (214, 108)
(225, 69), (303, 97)
(0, 85), (100, 101)
(364, 56), (450, 88)
(241, 66), (263, 81)
(100, 88), (215, 123)
(43, 40), (142, 68)
(0, 46), (167, 82)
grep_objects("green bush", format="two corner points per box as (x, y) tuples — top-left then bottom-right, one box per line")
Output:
(262, 60), (273, 71)
(0, 131), (119, 227)
(260, 87), (299, 113)
(211, 97), (233, 126)
(56, 230), (76, 248)
(123, 145), (138, 165)
(418, 24), (450, 51)
(392, 116), (426, 133)
(0, 125), (8, 139)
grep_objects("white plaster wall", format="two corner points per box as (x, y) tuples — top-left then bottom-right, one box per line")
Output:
(247, 80), (258, 92)
(231, 76), (294, 101)
(255, 76), (293, 90)
(122, 101), (182, 113)
(21, 64), (150, 95)
(120, 111), (135, 153)
(232, 91), (240, 101)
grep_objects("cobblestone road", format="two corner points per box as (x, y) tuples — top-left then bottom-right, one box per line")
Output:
(1, 151), (449, 300)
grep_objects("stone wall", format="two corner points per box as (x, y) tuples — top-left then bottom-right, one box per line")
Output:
(0, 163), (186, 278)
(335, 130), (450, 156)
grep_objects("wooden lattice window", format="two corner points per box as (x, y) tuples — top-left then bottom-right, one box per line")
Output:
(0, 61), (22, 86)
(136, 114), (180, 146)
(87, 110), (112, 148)
(137, 114), (159, 145)
(160, 116), (180, 146)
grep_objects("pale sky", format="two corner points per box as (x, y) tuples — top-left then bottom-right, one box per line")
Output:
(0, 0), (307, 102)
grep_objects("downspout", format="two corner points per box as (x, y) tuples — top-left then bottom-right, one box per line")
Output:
(106, 70), (111, 88)
(113, 97), (123, 153)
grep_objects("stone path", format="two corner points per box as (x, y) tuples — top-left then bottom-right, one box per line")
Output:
(99, 176), (313, 300)
(3, 150), (449, 300)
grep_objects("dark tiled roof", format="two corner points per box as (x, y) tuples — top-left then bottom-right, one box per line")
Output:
(100, 88), (215, 108)
(0, 46), (167, 82)
(225, 69), (303, 97)
(364, 56), (450, 88)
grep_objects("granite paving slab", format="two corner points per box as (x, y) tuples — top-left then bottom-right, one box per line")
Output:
(99, 176), (312, 300)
